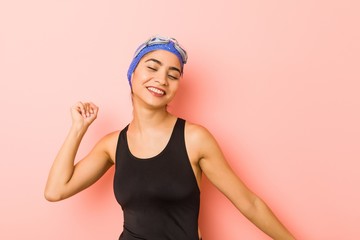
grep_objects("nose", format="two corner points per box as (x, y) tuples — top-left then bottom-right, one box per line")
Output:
(155, 70), (168, 86)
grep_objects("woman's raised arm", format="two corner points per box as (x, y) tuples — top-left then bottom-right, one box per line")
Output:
(44, 102), (115, 202)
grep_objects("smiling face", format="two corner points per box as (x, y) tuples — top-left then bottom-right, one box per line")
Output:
(130, 50), (182, 109)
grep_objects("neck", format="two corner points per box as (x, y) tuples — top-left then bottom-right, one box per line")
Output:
(130, 102), (174, 132)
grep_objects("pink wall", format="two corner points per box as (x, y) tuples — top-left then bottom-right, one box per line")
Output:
(1, 0), (359, 239)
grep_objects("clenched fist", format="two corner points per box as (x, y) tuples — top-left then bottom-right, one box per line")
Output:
(71, 102), (99, 130)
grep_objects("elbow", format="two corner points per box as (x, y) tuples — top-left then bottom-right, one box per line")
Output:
(44, 192), (60, 202)
(44, 188), (63, 202)
(241, 195), (264, 220)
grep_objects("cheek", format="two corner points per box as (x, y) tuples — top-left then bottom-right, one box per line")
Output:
(170, 82), (180, 93)
(132, 69), (149, 85)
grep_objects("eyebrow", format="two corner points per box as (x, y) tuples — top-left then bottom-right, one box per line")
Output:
(145, 58), (181, 74)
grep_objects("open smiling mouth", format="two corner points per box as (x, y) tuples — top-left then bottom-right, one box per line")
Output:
(147, 87), (166, 96)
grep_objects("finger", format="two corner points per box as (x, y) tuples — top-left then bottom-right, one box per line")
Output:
(72, 102), (82, 114)
(86, 103), (92, 117)
(89, 102), (94, 114)
(77, 102), (87, 118)
(83, 103), (88, 117)
(88, 102), (98, 115)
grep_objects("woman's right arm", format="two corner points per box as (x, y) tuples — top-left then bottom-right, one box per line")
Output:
(44, 102), (115, 202)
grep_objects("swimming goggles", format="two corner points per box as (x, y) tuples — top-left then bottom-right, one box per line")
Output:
(133, 36), (188, 64)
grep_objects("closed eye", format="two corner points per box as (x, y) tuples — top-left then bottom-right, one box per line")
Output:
(168, 75), (179, 80)
(147, 66), (157, 71)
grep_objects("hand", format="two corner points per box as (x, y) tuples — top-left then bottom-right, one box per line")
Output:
(70, 101), (99, 130)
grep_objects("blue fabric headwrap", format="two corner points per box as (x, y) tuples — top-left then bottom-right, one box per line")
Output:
(127, 41), (185, 87)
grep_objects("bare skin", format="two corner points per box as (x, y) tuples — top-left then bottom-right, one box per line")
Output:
(45, 50), (296, 239)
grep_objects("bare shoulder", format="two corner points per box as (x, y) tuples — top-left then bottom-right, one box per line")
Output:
(184, 121), (219, 159)
(102, 130), (121, 142)
(94, 130), (121, 163)
(185, 121), (217, 142)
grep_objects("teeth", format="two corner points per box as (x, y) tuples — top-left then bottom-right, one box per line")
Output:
(147, 87), (165, 95)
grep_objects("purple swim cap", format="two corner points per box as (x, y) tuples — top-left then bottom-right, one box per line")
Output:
(127, 36), (188, 86)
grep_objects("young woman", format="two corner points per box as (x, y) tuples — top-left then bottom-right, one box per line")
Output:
(45, 36), (295, 240)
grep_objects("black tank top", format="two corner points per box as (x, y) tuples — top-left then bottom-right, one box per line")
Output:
(113, 118), (200, 240)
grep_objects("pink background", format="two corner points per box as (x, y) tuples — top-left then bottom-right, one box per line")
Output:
(1, 0), (359, 239)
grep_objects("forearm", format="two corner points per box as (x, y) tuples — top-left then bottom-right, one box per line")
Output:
(44, 125), (87, 201)
(245, 197), (295, 240)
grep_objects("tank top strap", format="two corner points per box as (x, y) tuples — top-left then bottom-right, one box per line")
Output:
(168, 118), (186, 149)
(115, 125), (127, 169)
(174, 117), (185, 133)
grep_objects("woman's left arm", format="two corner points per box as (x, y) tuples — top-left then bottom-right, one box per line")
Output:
(189, 124), (295, 240)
